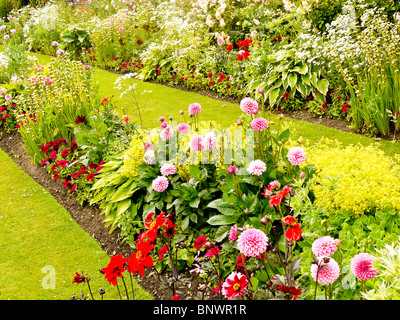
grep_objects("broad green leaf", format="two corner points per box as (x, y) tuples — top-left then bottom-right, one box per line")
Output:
(207, 214), (237, 226)
(316, 79), (329, 96)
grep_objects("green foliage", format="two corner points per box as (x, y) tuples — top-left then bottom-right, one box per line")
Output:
(305, 0), (345, 32)
(0, 0), (12, 20)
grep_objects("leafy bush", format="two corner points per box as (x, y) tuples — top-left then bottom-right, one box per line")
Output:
(0, 0), (12, 20)
(305, 0), (345, 32)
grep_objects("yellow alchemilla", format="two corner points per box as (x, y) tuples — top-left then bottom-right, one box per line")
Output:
(305, 138), (400, 215)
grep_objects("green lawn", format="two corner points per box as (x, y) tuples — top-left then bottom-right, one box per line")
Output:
(0, 148), (152, 300)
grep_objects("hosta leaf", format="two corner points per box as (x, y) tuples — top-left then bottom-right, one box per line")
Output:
(316, 79), (329, 96)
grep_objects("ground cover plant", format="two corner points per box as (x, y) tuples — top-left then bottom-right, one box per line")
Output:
(0, 0), (400, 302)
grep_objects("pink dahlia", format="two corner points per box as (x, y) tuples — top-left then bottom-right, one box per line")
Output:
(229, 225), (238, 243)
(222, 272), (248, 299)
(247, 159), (266, 176)
(350, 253), (378, 281)
(177, 122), (189, 133)
(311, 257), (340, 285)
(160, 126), (174, 141)
(152, 176), (169, 192)
(160, 121), (168, 129)
(190, 135), (204, 152)
(312, 236), (338, 257)
(237, 228), (268, 257)
(251, 117), (268, 131)
(188, 103), (201, 115)
(203, 131), (217, 151)
(227, 165), (238, 175)
(287, 147), (306, 166)
(240, 97), (258, 115)
(160, 163), (176, 176)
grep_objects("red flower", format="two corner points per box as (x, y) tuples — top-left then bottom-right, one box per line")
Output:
(71, 138), (78, 151)
(208, 72), (213, 78)
(57, 159), (68, 168)
(61, 149), (70, 158)
(226, 44), (233, 51)
(269, 186), (292, 208)
(341, 103), (349, 113)
(87, 173), (95, 181)
(50, 150), (57, 161)
(158, 245), (168, 260)
(127, 239), (154, 276)
(282, 215), (302, 242)
(96, 161), (104, 172)
(205, 246), (221, 258)
(113, 57), (118, 61)
(194, 235), (207, 250)
(53, 171), (59, 182)
(162, 219), (177, 238)
(276, 285), (302, 300)
(222, 272), (248, 299)
(209, 81), (215, 86)
(72, 272), (85, 284)
(70, 184), (77, 192)
(173, 295), (181, 300)
(283, 92), (290, 99)
(102, 254), (127, 286)
(41, 158), (49, 166)
(75, 115), (86, 124)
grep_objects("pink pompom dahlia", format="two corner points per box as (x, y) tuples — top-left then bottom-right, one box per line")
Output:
(312, 236), (338, 257)
(251, 117), (268, 131)
(287, 147), (306, 166)
(177, 122), (189, 133)
(237, 228), (268, 257)
(160, 163), (176, 176)
(311, 257), (340, 285)
(247, 159), (266, 176)
(160, 126), (174, 141)
(240, 97), (258, 115)
(222, 272), (248, 299)
(190, 135), (204, 152)
(188, 103), (202, 115)
(152, 176), (169, 192)
(350, 253), (378, 281)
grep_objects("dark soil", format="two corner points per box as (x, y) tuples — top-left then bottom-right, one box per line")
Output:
(0, 128), (205, 300)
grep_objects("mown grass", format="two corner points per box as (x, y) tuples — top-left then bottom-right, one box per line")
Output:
(0, 148), (152, 300)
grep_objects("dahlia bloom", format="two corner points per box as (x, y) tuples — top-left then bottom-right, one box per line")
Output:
(247, 159), (266, 176)
(312, 236), (338, 257)
(222, 272), (249, 299)
(311, 257), (340, 285)
(160, 163), (176, 176)
(227, 165), (238, 175)
(188, 102), (201, 115)
(351, 253), (378, 281)
(144, 149), (156, 165)
(203, 131), (217, 151)
(251, 117), (268, 131)
(56, 49), (64, 55)
(177, 122), (189, 133)
(287, 147), (306, 166)
(240, 97), (258, 115)
(160, 126), (174, 141)
(152, 176), (169, 192)
(237, 228), (268, 257)
(190, 135), (204, 152)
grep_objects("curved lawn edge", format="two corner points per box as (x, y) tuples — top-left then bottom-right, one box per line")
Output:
(0, 146), (152, 300)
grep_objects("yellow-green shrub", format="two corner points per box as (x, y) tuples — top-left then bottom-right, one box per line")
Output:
(306, 138), (400, 215)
